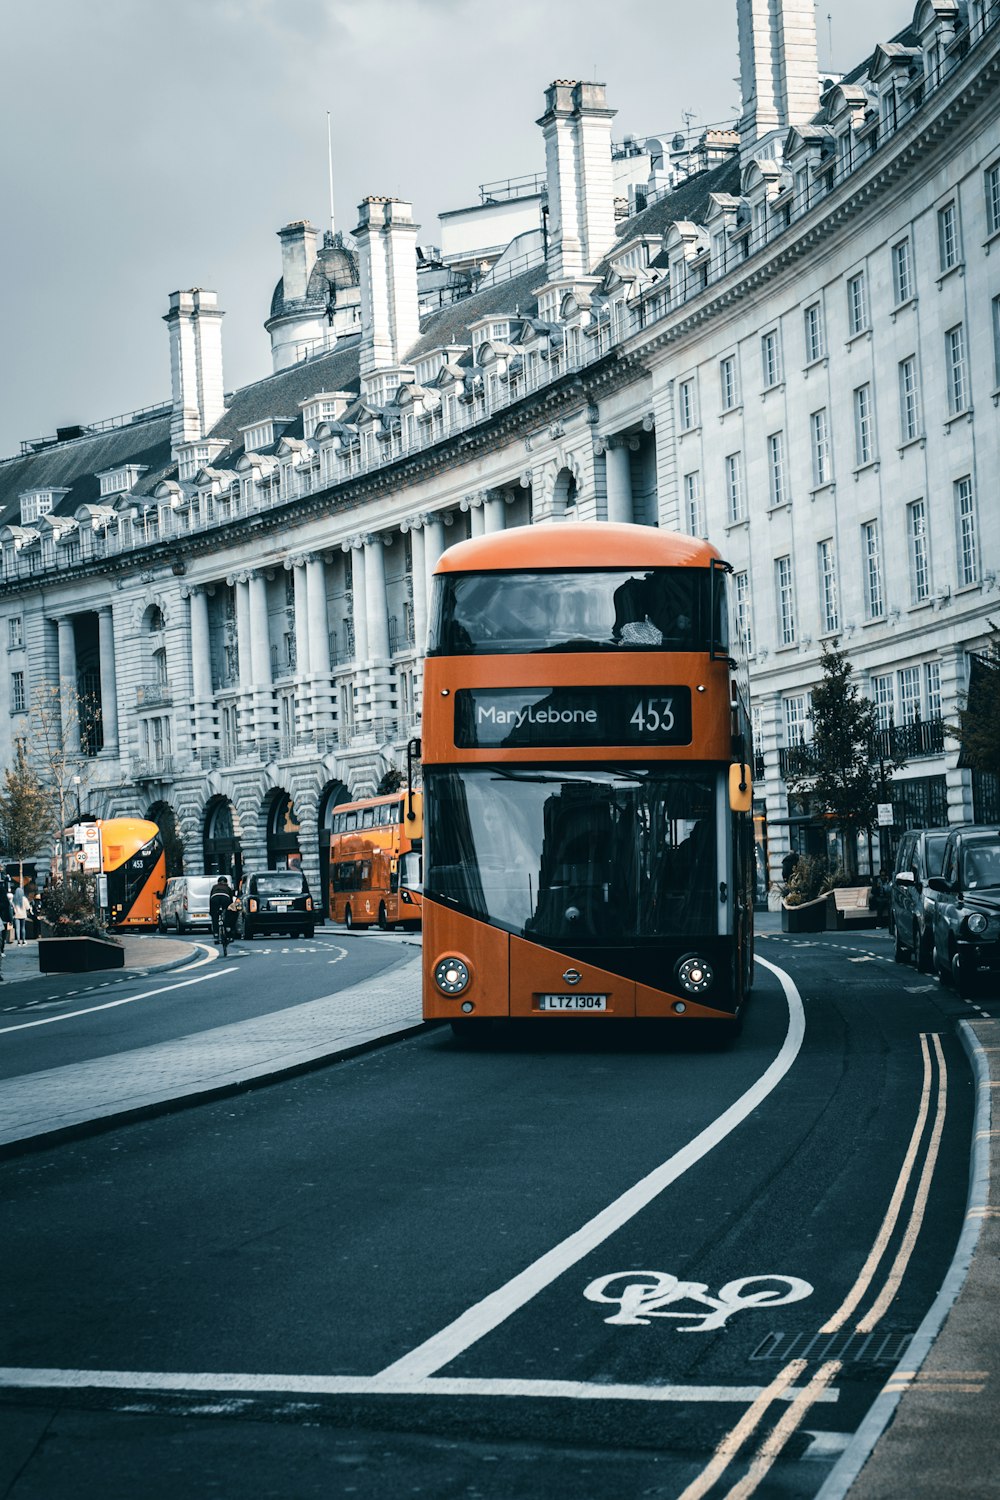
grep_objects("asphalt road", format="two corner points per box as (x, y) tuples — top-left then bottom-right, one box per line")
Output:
(0, 927), (979, 1500)
(0, 931), (414, 1081)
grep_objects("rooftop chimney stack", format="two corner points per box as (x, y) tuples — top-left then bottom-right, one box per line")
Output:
(737, 0), (821, 161)
(354, 197), (420, 377)
(163, 288), (226, 456)
(539, 80), (617, 280)
(277, 220), (318, 304)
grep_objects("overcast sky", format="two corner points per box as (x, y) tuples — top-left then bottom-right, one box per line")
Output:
(1, 0), (910, 460)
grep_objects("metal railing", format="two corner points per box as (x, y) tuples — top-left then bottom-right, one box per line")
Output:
(135, 682), (172, 708)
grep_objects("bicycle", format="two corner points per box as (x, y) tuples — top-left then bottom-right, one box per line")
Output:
(212, 900), (239, 957)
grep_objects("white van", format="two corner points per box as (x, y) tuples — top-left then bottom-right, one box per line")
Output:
(158, 875), (216, 933)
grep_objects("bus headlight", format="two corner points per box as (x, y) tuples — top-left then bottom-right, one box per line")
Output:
(676, 954), (714, 996)
(434, 956), (471, 996)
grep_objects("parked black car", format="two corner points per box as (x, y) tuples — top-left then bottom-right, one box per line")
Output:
(238, 869), (315, 940)
(927, 825), (1000, 997)
(889, 827), (950, 971)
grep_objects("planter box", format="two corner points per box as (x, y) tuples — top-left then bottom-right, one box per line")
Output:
(781, 895), (829, 933)
(38, 936), (125, 973)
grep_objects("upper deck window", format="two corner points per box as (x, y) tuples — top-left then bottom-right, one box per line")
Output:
(428, 568), (727, 656)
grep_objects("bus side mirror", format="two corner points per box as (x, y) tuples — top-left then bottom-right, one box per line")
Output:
(729, 763), (752, 813)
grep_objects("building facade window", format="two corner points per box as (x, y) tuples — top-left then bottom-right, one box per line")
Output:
(925, 660), (942, 720)
(987, 162), (1000, 237)
(761, 329), (782, 388)
(955, 475), (978, 586)
(937, 200), (960, 271)
(678, 377), (697, 431)
(775, 555), (796, 645)
(899, 356), (921, 442)
(804, 301), (824, 363)
(818, 539), (839, 633)
(10, 670), (25, 714)
(783, 693), (810, 746)
(863, 519), (885, 618)
(897, 666), (922, 724)
(734, 570), (753, 656)
(767, 431), (787, 506)
(891, 238), (913, 304)
(811, 408), (832, 486)
(907, 498), (930, 603)
(946, 325), (968, 414)
(725, 452), (745, 522)
(870, 673), (894, 730)
(720, 355), (739, 410)
(684, 471), (705, 536)
(847, 271), (868, 335)
(992, 295), (1000, 388)
(7, 617), (23, 650)
(854, 384), (875, 466)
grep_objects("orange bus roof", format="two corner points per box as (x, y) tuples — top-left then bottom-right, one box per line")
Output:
(433, 522), (724, 574)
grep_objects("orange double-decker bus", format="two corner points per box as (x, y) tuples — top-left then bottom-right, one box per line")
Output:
(421, 522), (754, 1040)
(328, 791), (424, 931)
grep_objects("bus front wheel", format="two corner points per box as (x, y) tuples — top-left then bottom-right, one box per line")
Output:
(378, 903), (391, 931)
(345, 906), (355, 930)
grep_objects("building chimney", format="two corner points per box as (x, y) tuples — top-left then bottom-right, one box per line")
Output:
(163, 288), (226, 455)
(538, 80), (617, 279)
(737, 0), (821, 160)
(277, 220), (318, 304)
(354, 197), (420, 377)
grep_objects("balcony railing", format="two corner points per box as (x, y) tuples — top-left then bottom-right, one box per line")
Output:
(779, 716), (946, 780)
(135, 682), (172, 708)
(131, 755), (174, 781)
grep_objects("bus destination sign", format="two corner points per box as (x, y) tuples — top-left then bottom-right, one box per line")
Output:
(454, 686), (693, 749)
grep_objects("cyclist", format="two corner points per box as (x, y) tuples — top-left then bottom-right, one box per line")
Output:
(209, 875), (239, 954)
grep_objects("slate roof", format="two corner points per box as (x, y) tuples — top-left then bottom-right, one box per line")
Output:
(602, 155), (743, 268)
(405, 265), (543, 363)
(0, 416), (174, 525)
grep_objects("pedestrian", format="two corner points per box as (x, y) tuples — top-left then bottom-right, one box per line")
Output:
(11, 884), (29, 945)
(0, 881), (12, 979)
(781, 850), (800, 885)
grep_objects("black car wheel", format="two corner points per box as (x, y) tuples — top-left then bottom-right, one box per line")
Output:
(916, 926), (934, 974)
(893, 924), (909, 963)
(953, 948), (975, 1000)
(241, 915), (255, 941)
(175, 915), (184, 936)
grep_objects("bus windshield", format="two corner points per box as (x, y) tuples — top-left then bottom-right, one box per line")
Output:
(425, 765), (717, 944)
(427, 568), (726, 656)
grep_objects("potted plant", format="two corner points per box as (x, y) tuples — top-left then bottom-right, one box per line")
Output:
(36, 875), (125, 972)
(781, 855), (831, 933)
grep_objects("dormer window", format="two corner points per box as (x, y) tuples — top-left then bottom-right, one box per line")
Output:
(19, 490), (62, 524)
(241, 421), (275, 453)
(300, 392), (352, 440)
(97, 465), (145, 498)
(537, 290), (559, 323)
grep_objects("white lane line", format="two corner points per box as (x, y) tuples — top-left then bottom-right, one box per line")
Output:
(374, 954), (805, 1384)
(856, 1033), (947, 1333)
(0, 1368), (838, 1404)
(0, 968), (234, 1034)
(820, 1033), (935, 1335)
(176, 944), (219, 971)
(675, 1361), (807, 1500)
(721, 1361), (842, 1500)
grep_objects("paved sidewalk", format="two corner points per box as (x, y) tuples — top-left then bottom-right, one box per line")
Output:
(0, 933), (199, 985)
(0, 949), (424, 1154)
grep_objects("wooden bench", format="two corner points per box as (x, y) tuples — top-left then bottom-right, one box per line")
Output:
(831, 886), (877, 929)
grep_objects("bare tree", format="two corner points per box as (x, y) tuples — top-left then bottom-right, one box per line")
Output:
(0, 739), (57, 890)
(29, 682), (101, 880)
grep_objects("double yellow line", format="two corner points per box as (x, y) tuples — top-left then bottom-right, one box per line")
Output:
(678, 1033), (948, 1500)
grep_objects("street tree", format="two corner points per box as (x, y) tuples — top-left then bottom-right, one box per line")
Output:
(29, 683), (102, 879)
(0, 740), (57, 889)
(788, 641), (904, 879)
(950, 626), (1000, 780)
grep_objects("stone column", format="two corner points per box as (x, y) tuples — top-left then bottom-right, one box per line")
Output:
(187, 587), (213, 759)
(423, 513), (447, 604)
(349, 541), (369, 664)
(97, 606), (119, 755)
(408, 523), (427, 655)
(468, 499), (486, 537)
(365, 533), (395, 731)
(56, 617), (79, 754)
(288, 558), (311, 743)
(248, 571), (272, 743)
(233, 575), (253, 746)
(306, 555), (334, 735)
(482, 489), (507, 534)
(604, 438), (634, 525)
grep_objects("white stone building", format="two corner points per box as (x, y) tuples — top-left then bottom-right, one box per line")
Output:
(1, 0), (998, 898)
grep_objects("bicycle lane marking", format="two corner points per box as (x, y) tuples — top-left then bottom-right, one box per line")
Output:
(372, 954), (805, 1385)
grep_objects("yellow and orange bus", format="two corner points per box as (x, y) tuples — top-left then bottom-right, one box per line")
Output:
(66, 817), (166, 929)
(420, 521), (754, 1040)
(328, 791), (424, 931)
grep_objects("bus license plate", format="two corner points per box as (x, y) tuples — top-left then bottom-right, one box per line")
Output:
(537, 994), (608, 1011)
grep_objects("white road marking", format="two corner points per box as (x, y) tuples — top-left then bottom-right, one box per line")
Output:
(820, 1033), (937, 1334)
(176, 944), (219, 971)
(675, 1360), (807, 1500)
(374, 954), (804, 1384)
(0, 968), (234, 1034)
(0, 1368), (837, 1404)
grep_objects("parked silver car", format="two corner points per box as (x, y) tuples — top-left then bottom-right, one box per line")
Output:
(890, 828), (950, 971)
(158, 875), (216, 933)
